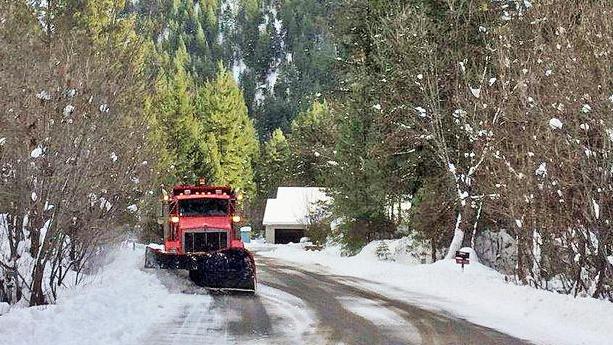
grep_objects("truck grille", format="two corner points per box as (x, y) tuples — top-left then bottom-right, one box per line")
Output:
(184, 231), (227, 253)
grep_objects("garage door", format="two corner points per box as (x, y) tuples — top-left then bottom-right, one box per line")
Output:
(274, 229), (304, 244)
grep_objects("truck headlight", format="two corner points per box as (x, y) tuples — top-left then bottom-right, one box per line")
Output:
(170, 216), (180, 223)
(232, 215), (241, 223)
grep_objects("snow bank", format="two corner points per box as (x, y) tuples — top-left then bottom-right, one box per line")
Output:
(244, 237), (275, 251)
(0, 302), (9, 315)
(355, 237), (434, 264)
(259, 243), (613, 345)
(0, 244), (201, 345)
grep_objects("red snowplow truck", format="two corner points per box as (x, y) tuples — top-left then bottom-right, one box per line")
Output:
(145, 179), (256, 292)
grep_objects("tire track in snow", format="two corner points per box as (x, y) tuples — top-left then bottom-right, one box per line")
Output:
(140, 267), (321, 345)
(256, 284), (323, 344)
(140, 256), (533, 345)
(258, 256), (534, 345)
(336, 296), (422, 345)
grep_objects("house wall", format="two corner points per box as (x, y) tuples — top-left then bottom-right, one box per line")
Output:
(265, 225), (275, 244)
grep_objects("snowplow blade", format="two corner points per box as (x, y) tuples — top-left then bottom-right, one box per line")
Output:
(144, 246), (197, 270)
(189, 248), (256, 292)
(144, 246), (256, 292)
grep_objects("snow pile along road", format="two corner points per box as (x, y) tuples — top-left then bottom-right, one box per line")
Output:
(0, 244), (203, 345)
(257, 241), (613, 345)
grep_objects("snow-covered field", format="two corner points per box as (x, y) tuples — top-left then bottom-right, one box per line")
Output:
(0, 244), (210, 345)
(254, 239), (613, 345)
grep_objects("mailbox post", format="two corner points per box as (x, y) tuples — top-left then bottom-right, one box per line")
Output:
(455, 250), (470, 271)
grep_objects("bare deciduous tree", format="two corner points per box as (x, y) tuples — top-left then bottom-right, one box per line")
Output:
(0, 1), (156, 306)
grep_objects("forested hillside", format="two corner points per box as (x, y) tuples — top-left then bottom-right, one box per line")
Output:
(0, 0), (611, 308)
(130, 0), (337, 136)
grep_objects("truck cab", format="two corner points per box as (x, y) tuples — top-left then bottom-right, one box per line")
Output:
(162, 184), (243, 255)
(146, 180), (256, 292)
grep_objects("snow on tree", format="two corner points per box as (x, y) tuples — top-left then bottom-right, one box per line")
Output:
(0, 1), (155, 306)
(375, 241), (393, 261)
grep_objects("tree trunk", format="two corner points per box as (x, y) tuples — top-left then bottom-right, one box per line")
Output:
(470, 201), (483, 248)
(431, 239), (437, 263)
(29, 263), (46, 306)
(516, 231), (529, 285)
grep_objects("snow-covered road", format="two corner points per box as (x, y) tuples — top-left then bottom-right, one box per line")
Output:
(142, 267), (323, 345)
(3, 243), (606, 345)
(139, 254), (532, 345)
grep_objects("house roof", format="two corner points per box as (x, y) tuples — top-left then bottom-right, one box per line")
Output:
(262, 187), (329, 226)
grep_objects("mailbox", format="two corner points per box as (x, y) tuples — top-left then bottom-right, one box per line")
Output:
(455, 250), (470, 269)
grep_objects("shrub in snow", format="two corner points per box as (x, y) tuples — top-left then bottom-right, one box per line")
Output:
(375, 241), (393, 261)
(392, 236), (434, 264)
(355, 236), (434, 264)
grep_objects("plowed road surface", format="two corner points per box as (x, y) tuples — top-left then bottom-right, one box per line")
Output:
(143, 255), (532, 345)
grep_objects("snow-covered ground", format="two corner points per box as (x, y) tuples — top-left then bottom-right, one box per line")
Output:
(2, 239), (611, 345)
(253, 239), (613, 345)
(0, 243), (211, 345)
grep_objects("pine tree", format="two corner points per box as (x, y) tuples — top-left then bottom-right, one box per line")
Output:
(376, 241), (393, 261)
(200, 0), (218, 32)
(145, 57), (202, 183)
(258, 129), (291, 198)
(288, 100), (335, 186)
(328, 98), (392, 252)
(194, 65), (260, 196)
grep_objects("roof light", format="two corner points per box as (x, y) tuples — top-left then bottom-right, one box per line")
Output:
(215, 189), (222, 195)
(184, 189), (191, 195)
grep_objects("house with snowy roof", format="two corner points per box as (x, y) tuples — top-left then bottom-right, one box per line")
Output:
(262, 187), (329, 244)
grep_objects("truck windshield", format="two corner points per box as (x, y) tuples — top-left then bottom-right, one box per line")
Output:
(179, 198), (229, 216)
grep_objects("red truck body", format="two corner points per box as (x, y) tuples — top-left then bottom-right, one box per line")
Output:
(145, 182), (256, 291)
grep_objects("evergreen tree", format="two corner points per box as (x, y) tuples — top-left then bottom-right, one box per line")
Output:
(324, 0), (400, 251)
(288, 100), (336, 186)
(257, 128), (292, 199)
(146, 64), (202, 183)
(376, 241), (393, 261)
(328, 96), (393, 252)
(194, 65), (260, 195)
(144, 31), (204, 184)
(131, 0), (337, 140)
